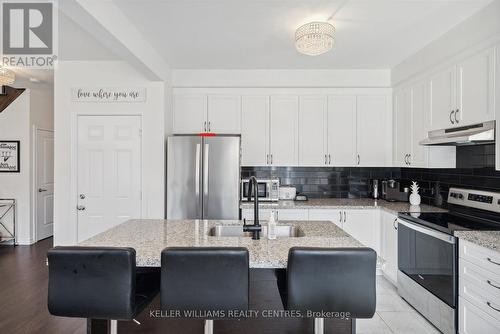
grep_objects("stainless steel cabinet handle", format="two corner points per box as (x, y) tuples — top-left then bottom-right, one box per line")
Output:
(357, 154), (360, 165)
(404, 154), (408, 165)
(487, 257), (500, 266)
(487, 302), (500, 312)
(77, 205), (85, 211)
(328, 154), (331, 165)
(454, 109), (459, 124)
(325, 154), (327, 165)
(204, 121), (207, 132)
(38, 188), (47, 192)
(393, 218), (398, 230)
(450, 111), (455, 124)
(208, 121), (211, 132)
(487, 280), (500, 289)
(408, 154), (411, 166)
(339, 211), (342, 223)
(343, 211), (347, 223)
(266, 154), (269, 165)
(270, 154), (273, 164)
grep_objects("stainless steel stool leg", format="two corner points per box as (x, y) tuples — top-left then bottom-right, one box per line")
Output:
(110, 320), (118, 334)
(204, 319), (214, 334)
(314, 317), (324, 334)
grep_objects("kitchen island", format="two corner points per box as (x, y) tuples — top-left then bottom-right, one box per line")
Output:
(80, 219), (365, 268)
(79, 219), (363, 334)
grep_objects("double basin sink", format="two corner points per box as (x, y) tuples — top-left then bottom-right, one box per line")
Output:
(210, 225), (304, 238)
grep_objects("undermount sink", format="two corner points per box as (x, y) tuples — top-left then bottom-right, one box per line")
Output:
(209, 225), (303, 238)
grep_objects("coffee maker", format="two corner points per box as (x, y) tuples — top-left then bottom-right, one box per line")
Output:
(380, 179), (409, 202)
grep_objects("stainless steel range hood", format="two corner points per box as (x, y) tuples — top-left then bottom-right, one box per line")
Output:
(420, 120), (495, 146)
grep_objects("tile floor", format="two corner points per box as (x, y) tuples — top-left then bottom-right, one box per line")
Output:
(356, 276), (441, 334)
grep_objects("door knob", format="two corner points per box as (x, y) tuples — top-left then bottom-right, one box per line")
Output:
(77, 205), (86, 211)
(38, 188), (47, 192)
(79, 194), (86, 199)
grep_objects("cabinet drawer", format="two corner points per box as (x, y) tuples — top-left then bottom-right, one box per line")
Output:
(459, 240), (500, 277)
(277, 209), (308, 221)
(459, 258), (500, 322)
(459, 297), (500, 334)
(308, 209), (342, 228)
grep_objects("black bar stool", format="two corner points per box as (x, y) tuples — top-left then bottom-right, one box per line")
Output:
(47, 246), (160, 334)
(286, 247), (377, 334)
(161, 247), (249, 334)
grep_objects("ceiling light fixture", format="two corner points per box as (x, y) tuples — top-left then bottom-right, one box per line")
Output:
(295, 21), (335, 56)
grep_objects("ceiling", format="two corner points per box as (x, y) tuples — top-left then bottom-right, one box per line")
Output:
(114, 0), (494, 69)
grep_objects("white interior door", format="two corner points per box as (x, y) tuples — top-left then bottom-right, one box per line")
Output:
(77, 115), (142, 242)
(35, 129), (54, 241)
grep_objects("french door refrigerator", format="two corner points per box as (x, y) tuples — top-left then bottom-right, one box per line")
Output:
(166, 135), (240, 219)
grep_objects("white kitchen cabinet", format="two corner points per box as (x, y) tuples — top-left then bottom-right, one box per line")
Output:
(241, 96), (269, 166)
(410, 82), (428, 167)
(459, 297), (500, 334)
(327, 96), (357, 166)
(308, 209), (343, 228)
(241, 208), (276, 221)
(357, 96), (389, 167)
(381, 211), (398, 284)
(457, 47), (495, 126)
(393, 88), (412, 167)
(429, 66), (457, 130)
(298, 96), (327, 166)
(343, 209), (379, 253)
(269, 96), (299, 166)
(173, 94), (207, 133)
(277, 209), (309, 221)
(207, 95), (241, 134)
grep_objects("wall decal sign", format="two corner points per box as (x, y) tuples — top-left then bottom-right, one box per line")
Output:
(71, 87), (146, 102)
(0, 141), (20, 173)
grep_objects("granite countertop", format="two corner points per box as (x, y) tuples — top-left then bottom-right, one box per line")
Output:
(240, 198), (447, 214)
(79, 219), (366, 268)
(454, 231), (500, 253)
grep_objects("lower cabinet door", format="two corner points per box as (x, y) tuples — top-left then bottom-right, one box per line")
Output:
(343, 209), (378, 252)
(459, 297), (500, 334)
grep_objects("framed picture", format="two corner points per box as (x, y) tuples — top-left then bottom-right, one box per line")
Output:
(0, 141), (20, 173)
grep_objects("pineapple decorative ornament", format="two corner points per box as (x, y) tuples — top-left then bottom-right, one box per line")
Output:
(409, 181), (421, 206)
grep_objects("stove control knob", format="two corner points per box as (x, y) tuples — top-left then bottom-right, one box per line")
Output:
(458, 194), (464, 200)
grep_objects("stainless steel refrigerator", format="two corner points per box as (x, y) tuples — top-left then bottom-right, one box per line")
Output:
(166, 135), (240, 219)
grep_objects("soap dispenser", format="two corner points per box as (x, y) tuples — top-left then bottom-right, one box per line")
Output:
(267, 210), (277, 240)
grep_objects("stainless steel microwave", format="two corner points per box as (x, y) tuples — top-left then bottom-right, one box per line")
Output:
(241, 179), (279, 202)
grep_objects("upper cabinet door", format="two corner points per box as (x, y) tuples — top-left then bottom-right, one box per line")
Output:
(457, 47), (495, 126)
(173, 95), (207, 134)
(269, 96), (299, 166)
(393, 88), (412, 167)
(357, 96), (388, 167)
(207, 95), (241, 134)
(241, 96), (269, 166)
(327, 96), (357, 166)
(429, 66), (456, 130)
(410, 82), (428, 168)
(298, 96), (327, 166)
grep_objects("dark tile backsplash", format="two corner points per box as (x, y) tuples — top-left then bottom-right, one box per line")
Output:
(241, 167), (401, 199)
(241, 145), (500, 207)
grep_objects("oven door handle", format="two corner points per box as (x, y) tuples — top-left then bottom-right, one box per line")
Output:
(398, 219), (456, 244)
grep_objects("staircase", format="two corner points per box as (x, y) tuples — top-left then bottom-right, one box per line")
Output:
(0, 86), (25, 113)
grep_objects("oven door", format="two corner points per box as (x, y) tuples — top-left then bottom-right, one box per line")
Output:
(398, 219), (457, 308)
(241, 181), (269, 200)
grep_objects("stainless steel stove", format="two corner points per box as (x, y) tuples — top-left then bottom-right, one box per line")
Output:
(397, 187), (500, 334)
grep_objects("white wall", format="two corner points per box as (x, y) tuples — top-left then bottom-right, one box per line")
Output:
(172, 69), (391, 88)
(53, 61), (165, 245)
(0, 92), (31, 244)
(392, 0), (500, 85)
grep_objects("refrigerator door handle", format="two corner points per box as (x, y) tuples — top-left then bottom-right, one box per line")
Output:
(195, 143), (201, 217)
(203, 143), (209, 197)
